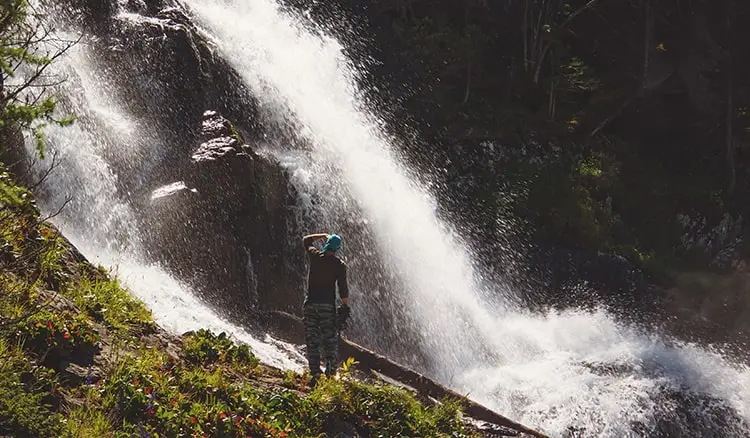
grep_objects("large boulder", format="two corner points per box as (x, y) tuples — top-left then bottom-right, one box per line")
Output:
(144, 110), (305, 324)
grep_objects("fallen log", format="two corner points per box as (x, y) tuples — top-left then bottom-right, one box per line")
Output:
(262, 310), (549, 438)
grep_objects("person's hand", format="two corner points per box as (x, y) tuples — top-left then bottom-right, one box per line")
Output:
(337, 304), (351, 331)
(339, 303), (350, 317)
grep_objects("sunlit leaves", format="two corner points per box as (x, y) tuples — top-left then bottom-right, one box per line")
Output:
(0, 0), (77, 159)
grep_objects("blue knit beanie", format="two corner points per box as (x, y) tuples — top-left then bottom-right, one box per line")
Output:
(321, 234), (342, 252)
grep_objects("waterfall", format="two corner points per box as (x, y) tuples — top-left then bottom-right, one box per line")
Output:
(26, 29), (305, 371)
(179, 0), (750, 435)
(13, 0), (749, 435)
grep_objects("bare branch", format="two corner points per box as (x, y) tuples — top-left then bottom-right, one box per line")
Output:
(559, 0), (599, 30)
(40, 195), (72, 222)
(27, 149), (59, 191)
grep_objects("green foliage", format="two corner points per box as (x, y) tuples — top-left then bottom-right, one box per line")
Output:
(229, 122), (244, 144)
(564, 57), (600, 93)
(0, 169), (35, 211)
(308, 376), (473, 437)
(183, 329), (259, 368)
(0, 0), (77, 159)
(515, 160), (600, 248)
(72, 335), (475, 438)
(281, 369), (299, 389)
(14, 308), (100, 356)
(0, 339), (64, 437)
(0, 170), (66, 295)
(340, 356), (358, 375)
(66, 274), (153, 336)
(63, 405), (113, 438)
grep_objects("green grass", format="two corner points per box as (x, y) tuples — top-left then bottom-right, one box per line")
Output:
(64, 406), (114, 438)
(65, 274), (154, 336)
(85, 337), (475, 437)
(309, 375), (471, 437)
(183, 328), (259, 368)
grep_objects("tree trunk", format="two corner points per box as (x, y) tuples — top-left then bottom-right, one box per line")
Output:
(725, 0), (736, 197)
(643, 0), (654, 87)
(463, 1), (472, 104)
(549, 79), (557, 118)
(533, 43), (550, 84)
(522, 0), (529, 73)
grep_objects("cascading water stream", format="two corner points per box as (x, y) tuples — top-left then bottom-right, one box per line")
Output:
(180, 0), (750, 435)
(26, 27), (305, 371)
(182, 0), (508, 383)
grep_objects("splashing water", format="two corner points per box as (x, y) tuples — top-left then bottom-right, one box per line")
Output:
(181, 0), (750, 435)
(184, 0), (507, 382)
(27, 32), (304, 371)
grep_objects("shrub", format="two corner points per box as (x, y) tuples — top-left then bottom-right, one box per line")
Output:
(183, 329), (259, 368)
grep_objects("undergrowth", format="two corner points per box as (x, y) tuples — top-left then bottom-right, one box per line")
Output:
(0, 170), (477, 437)
(0, 339), (63, 437)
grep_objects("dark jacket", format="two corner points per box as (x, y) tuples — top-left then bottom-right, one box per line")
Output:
(303, 237), (349, 305)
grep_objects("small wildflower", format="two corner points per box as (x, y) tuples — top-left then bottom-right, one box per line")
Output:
(84, 367), (94, 386)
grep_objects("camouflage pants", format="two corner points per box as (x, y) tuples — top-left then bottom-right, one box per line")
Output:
(303, 303), (338, 376)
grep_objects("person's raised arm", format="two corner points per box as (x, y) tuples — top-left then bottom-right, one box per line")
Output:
(303, 233), (329, 249)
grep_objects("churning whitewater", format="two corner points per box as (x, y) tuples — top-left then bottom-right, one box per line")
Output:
(180, 0), (750, 435)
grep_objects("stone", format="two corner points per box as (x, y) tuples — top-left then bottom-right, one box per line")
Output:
(142, 110), (304, 326)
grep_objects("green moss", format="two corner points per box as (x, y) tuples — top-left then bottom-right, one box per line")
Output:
(229, 123), (245, 144)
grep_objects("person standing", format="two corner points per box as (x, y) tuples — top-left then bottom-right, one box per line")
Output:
(302, 233), (349, 385)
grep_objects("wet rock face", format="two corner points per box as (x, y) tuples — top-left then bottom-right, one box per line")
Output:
(143, 110), (305, 324)
(192, 110), (249, 164)
(526, 245), (661, 311)
(51, 0), (262, 195)
(32, 1), (309, 321)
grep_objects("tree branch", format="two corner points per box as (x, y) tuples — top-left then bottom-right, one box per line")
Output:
(27, 149), (60, 191)
(4, 35), (79, 104)
(40, 195), (72, 222)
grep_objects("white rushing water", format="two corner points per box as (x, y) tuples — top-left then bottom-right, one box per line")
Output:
(181, 0), (750, 435)
(28, 32), (304, 372)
